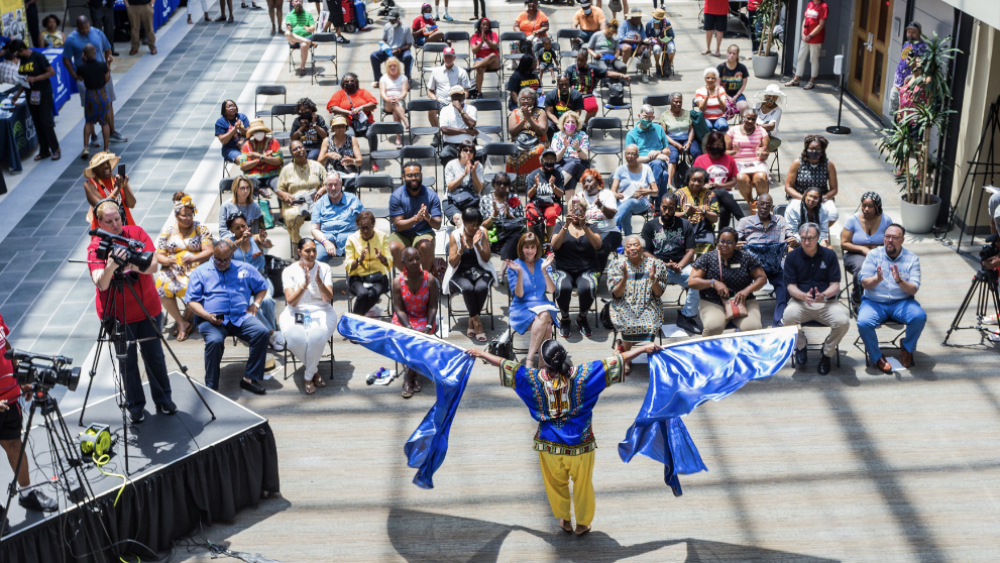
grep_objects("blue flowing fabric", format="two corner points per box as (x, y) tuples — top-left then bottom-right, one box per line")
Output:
(337, 314), (475, 489)
(618, 327), (797, 495)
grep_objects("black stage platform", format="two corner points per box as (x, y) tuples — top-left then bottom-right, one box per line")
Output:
(0, 371), (280, 562)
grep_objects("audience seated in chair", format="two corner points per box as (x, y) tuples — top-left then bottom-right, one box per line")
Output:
(389, 162), (443, 272)
(371, 10), (413, 87)
(184, 240), (270, 394)
(736, 193), (797, 327)
(551, 111), (590, 196)
(626, 105), (671, 207)
(784, 186), (831, 248)
(610, 144), (657, 236)
(378, 57), (410, 149)
(276, 140), (327, 248)
(444, 208), (497, 343)
(695, 67), (730, 133)
(219, 175), (264, 240)
(470, 18), (501, 97)
(280, 238), (338, 395)
(525, 149), (565, 240)
(507, 87), (549, 184)
(479, 172), (526, 263)
(311, 171), (364, 263)
(856, 224), (926, 374)
(642, 194), (701, 334)
(345, 211), (393, 316)
(284, 0), (316, 77)
(608, 235), (664, 374)
(674, 166), (719, 256)
(444, 140), (484, 227)
(393, 247), (440, 398)
(658, 93), (701, 192)
(693, 130), (744, 228)
(565, 51), (629, 124)
(156, 192), (213, 343)
(784, 134), (839, 227)
(543, 77), (585, 140)
(318, 116), (362, 192)
(238, 120), (284, 189)
(552, 196), (602, 339)
(841, 191), (893, 307)
(507, 233), (559, 369)
(439, 86), (481, 166)
(326, 73), (379, 166)
(689, 227), (767, 336)
(226, 213), (282, 351)
(726, 108), (770, 205)
(782, 222), (849, 376)
(216, 99), (249, 164)
(427, 48), (471, 128)
(290, 98), (328, 161)
(412, 5), (444, 47)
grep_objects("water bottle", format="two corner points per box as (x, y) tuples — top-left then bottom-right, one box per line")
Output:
(303, 312), (312, 327)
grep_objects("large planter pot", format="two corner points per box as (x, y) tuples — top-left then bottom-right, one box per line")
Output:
(753, 54), (779, 79)
(899, 193), (941, 234)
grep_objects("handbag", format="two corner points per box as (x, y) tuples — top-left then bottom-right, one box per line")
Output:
(515, 130), (540, 152)
(347, 95), (370, 137)
(265, 255), (291, 295)
(258, 199), (275, 230)
(449, 189), (481, 210)
(599, 299), (615, 329)
(488, 334), (512, 359)
(717, 251), (748, 320)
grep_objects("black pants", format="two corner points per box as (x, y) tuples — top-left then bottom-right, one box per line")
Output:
(555, 268), (598, 316)
(714, 188), (744, 228)
(349, 274), (389, 315)
(89, 2), (116, 47)
(28, 92), (59, 156)
(473, 0), (486, 19)
(450, 271), (491, 318)
(26, 2), (40, 48)
(843, 252), (866, 303)
(120, 313), (173, 414)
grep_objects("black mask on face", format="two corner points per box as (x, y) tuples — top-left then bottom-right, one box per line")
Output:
(708, 144), (725, 156)
(807, 150), (822, 160)
(343, 82), (358, 95)
(542, 162), (556, 170)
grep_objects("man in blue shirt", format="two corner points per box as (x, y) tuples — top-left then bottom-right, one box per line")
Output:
(857, 224), (926, 373)
(311, 172), (364, 263)
(388, 162), (442, 272)
(626, 105), (671, 208)
(63, 16), (125, 148)
(185, 240), (271, 394)
(616, 10), (647, 74)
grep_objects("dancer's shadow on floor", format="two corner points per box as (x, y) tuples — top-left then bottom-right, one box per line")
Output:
(387, 508), (841, 562)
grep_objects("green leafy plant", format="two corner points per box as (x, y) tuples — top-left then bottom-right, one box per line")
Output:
(755, 0), (786, 58)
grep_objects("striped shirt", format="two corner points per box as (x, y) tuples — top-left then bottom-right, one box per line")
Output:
(729, 124), (767, 165)
(859, 247), (921, 303)
(736, 213), (793, 244)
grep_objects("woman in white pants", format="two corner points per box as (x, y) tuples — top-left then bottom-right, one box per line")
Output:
(187, 0), (210, 24)
(280, 238), (338, 395)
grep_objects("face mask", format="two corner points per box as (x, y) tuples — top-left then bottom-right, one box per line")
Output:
(807, 150), (822, 160)
(564, 122), (577, 133)
(344, 83), (358, 94)
(639, 118), (652, 129)
(542, 162), (556, 170)
(423, 12), (431, 18)
(583, 8), (591, 14)
(708, 145), (724, 156)
(253, 132), (266, 142)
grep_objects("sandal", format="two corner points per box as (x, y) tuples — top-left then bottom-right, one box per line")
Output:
(803, 82), (815, 90)
(297, 68), (306, 76)
(575, 525), (592, 536)
(784, 78), (800, 87)
(413, 378), (422, 393)
(313, 372), (327, 388)
(304, 380), (316, 395)
(176, 322), (192, 342)
(475, 329), (487, 343)
(401, 381), (415, 399)
(558, 519), (573, 533)
(34, 153), (50, 161)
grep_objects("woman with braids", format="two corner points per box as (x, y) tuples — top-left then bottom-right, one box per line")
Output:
(784, 186), (831, 248)
(466, 339), (661, 536)
(784, 134), (839, 227)
(290, 98), (328, 161)
(840, 191), (894, 306)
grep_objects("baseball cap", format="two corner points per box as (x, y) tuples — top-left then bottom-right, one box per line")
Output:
(443, 47), (456, 56)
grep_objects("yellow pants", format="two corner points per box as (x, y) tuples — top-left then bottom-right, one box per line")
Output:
(538, 451), (595, 526)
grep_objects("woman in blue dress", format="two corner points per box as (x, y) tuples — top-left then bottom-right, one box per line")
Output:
(467, 339), (661, 535)
(507, 232), (559, 368)
(226, 213), (282, 350)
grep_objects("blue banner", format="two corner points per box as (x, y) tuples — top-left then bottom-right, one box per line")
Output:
(618, 327), (797, 494)
(337, 314), (475, 489)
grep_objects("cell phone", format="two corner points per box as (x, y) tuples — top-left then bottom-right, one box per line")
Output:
(250, 221), (260, 235)
(217, 314), (224, 322)
(295, 313), (304, 324)
(117, 164), (126, 176)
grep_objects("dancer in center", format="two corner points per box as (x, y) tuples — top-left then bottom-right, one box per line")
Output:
(466, 339), (661, 536)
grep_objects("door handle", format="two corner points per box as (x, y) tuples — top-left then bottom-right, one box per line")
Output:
(866, 32), (874, 51)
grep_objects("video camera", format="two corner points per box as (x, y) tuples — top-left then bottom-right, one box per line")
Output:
(89, 228), (155, 271)
(4, 349), (81, 391)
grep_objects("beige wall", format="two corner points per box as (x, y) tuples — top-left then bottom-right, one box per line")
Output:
(951, 20), (1000, 233)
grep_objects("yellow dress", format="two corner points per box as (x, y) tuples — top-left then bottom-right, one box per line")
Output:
(155, 222), (213, 298)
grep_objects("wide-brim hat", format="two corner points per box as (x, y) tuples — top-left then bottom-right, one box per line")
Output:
(628, 8), (643, 18)
(754, 83), (787, 105)
(651, 8), (666, 20)
(84, 151), (119, 179)
(449, 85), (466, 96)
(245, 119), (272, 137)
(330, 115), (349, 128)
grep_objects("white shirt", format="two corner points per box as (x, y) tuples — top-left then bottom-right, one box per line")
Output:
(439, 103), (478, 144)
(380, 74), (407, 100)
(754, 103), (782, 140)
(281, 261), (334, 312)
(428, 65), (471, 102)
(582, 189), (618, 223)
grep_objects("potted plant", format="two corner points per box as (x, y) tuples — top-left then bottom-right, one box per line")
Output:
(752, 0), (785, 78)
(876, 33), (958, 233)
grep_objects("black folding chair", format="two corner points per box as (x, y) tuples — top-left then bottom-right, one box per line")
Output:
(586, 117), (624, 174)
(499, 31), (526, 84)
(269, 104), (300, 147)
(598, 80), (634, 128)
(642, 94), (674, 112)
(367, 122), (405, 172)
(254, 85), (287, 130)
(398, 145), (438, 192)
(309, 32), (339, 84)
(480, 142), (518, 184)
(468, 98), (505, 141)
(790, 320), (842, 368)
(444, 31), (472, 63)
(556, 29), (582, 61)
(407, 99), (442, 144)
(419, 42), (449, 94)
(356, 173), (396, 195)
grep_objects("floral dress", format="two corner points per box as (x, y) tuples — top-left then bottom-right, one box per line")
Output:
(155, 222), (213, 299)
(392, 270), (435, 332)
(606, 255), (665, 343)
(507, 108), (547, 186)
(675, 186), (720, 255)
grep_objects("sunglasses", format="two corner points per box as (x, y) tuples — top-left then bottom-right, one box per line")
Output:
(494, 181), (511, 187)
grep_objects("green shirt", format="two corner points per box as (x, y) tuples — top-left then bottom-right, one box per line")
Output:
(285, 9), (315, 38)
(658, 110), (691, 137)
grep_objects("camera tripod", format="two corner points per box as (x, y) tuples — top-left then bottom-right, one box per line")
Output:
(943, 270), (1000, 345)
(77, 270), (215, 475)
(1, 388), (114, 562)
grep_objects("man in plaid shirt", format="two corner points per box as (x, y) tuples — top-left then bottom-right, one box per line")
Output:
(736, 193), (798, 326)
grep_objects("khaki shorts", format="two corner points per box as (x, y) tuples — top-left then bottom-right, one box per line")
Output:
(388, 231), (435, 248)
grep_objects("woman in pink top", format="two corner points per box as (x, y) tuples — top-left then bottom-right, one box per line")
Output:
(471, 18), (501, 96)
(693, 131), (745, 228)
(725, 107), (770, 204)
(694, 67), (730, 132)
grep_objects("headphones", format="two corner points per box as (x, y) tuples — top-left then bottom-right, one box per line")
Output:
(93, 197), (127, 225)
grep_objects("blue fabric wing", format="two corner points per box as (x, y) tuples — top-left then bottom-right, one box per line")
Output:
(619, 327), (797, 493)
(338, 314), (475, 489)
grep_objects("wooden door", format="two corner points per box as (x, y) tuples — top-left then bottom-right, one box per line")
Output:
(849, 0), (894, 113)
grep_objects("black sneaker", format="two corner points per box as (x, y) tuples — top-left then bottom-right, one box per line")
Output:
(129, 410), (145, 423)
(577, 316), (593, 337)
(818, 355), (832, 375)
(559, 317), (571, 338)
(676, 314), (702, 335)
(240, 378), (267, 395)
(336, 35), (350, 44)
(156, 401), (178, 415)
(18, 489), (58, 512)
(794, 347), (808, 366)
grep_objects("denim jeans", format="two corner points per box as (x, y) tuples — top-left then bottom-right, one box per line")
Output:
(121, 313), (173, 414)
(371, 49), (413, 82)
(856, 297), (927, 363)
(614, 197), (650, 236)
(665, 265), (699, 318)
(196, 315), (270, 390)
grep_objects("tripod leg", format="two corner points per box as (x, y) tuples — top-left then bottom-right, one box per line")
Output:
(79, 327), (109, 427)
(1, 400), (37, 533)
(944, 279), (980, 344)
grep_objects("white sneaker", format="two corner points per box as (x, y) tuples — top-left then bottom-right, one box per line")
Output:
(984, 314), (998, 326)
(366, 306), (381, 318)
(270, 331), (286, 351)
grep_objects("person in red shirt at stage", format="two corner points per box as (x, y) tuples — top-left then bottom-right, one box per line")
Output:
(88, 200), (177, 425)
(0, 312), (58, 528)
(702, 0), (729, 57)
(785, 0), (828, 91)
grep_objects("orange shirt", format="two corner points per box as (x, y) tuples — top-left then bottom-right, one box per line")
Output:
(515, 10), (549, 37)
(87, 177), (136, 230)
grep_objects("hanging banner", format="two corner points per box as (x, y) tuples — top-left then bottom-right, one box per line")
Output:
(0, 0), (27, 42)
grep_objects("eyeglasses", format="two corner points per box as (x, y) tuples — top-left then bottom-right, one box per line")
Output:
(716, 239), (736, 246)
(800, 235), (818, 242)
(494, 181), (510, 187)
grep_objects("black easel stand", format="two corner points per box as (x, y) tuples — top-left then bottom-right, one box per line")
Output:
(949, 95), (1000, 252)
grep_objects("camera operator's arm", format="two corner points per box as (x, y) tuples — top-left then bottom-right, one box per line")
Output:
(985, 256), (1000, 270)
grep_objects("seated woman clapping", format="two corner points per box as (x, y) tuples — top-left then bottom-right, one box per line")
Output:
(345, 211), (392, 317)
(507, 232), (559, 368)
(227, 213), (282, 351)
(443, 208), (497, 343)
(279, 238), (338, 395)
(156, 192), (213, 341)
(552, 196), (602, 339)
(784, 186), (831, 248)
(688, 227), (767, 336)
(608, 235), (665, 374)
(393, 247), (440, 399)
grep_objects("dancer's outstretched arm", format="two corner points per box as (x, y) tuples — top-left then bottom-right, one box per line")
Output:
(620, 343), (663, 364)
(465, 348), (504, 367)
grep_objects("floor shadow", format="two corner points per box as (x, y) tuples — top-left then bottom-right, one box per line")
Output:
(387, 508), (841, 563)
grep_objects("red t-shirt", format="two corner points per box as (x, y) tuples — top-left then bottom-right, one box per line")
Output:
(0, 314), (19, 403)
(471, 31), (499, 59)
(748, 0), (761, 10)
(87, 225), (163, 324)
(803, 1), (828, 44)
(693, 153), (738, 187)
(412, 15), (438, 36)
(704, 0), (729, 16)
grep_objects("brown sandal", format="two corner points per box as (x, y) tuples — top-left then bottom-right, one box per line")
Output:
(304, 380), (316, 395)
(312, 372), (327, 388)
